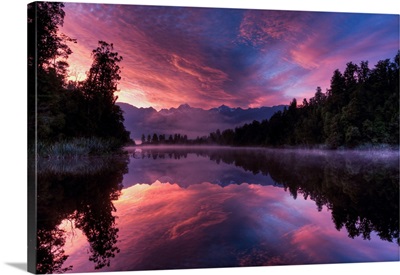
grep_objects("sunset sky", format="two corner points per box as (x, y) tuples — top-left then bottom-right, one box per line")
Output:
(60, 3), (399, 110)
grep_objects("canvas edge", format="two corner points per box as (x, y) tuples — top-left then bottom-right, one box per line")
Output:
(27, 1), (38, 274)
(24, 1), (400, 274)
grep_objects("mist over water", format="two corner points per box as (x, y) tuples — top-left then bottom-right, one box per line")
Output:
(123, 146), (399, 186)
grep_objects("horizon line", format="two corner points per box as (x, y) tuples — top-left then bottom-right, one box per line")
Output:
(116, 100), (288, 111)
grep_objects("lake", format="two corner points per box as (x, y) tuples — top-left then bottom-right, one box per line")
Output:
(35, 147), (399, 273)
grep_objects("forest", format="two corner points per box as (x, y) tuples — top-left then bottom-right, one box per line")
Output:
(29, 3), (399, 154)
(206, 54), (399, 148)
(144, 53), (399, 149)
(28, 2), (131, 156)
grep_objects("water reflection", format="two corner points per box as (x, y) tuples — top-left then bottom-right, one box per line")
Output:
(35, 147), (399, 273)
(64, 182), (398, 271)
(125, 147), (399, 245)
(35, 155), (129, 273)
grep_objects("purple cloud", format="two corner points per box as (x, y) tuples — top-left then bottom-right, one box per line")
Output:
(60, 3), (399, 109)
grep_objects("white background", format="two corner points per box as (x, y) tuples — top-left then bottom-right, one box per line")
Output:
(0, 0), (399, 274)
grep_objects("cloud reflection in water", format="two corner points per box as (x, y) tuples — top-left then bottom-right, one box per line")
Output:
(62, 177), (398, 272)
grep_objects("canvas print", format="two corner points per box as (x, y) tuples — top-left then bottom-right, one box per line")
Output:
(27, 1), (399, 274)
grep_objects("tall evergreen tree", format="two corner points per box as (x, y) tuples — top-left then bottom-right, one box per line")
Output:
(28, 2), (76, 142)
(208, 52), (399, 149)
(79, 41), (130, 143)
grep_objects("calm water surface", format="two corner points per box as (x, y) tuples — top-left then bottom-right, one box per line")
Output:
(35, 147), (399, 273)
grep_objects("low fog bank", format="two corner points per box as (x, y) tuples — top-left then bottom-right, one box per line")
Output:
(124, 144), (399, 161)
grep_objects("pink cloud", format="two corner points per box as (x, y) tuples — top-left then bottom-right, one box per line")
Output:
(59, 4), (398, 110)
(60, 4), (240, 110)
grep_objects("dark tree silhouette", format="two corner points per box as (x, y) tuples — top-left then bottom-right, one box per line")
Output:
(151, 133), (159, 144)
(36, 156), (129, 273)
(28, 4), (76, 271)
(82, 41), (122, 101)
(78, 41), (130, 143)
(28, 3), (131, 150)
(28, 2), (76, 142)
(208, 53), (399, 149)
(36, 227), (73, 274)
(28, 2), (74, 71)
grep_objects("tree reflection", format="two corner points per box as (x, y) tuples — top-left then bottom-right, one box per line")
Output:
(223, 150), (399, 244)
(36, 227), (72, 274)
(137, 148), (399, 245)
(35, 155), (129, 273)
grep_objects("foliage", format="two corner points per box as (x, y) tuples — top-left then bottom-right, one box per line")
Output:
(67, 41), (131, 143)
(28, 2), (73, 145)
(28, 2), (75, 71)
(35, 155), (129, 273)
(140, 133), (189, 145)
(37, 137), (126, 158)
(209, 53), (399, 148)
(36, 227), (72, 274)
(28, 3), (131, 153)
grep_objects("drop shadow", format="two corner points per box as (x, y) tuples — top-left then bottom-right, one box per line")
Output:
(6, 262), (27, 272)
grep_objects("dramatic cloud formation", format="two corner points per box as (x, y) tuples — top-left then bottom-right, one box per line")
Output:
(60, 3), (398, 110)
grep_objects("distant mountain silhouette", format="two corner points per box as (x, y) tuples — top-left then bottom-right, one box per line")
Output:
(117, 102), (286, 141)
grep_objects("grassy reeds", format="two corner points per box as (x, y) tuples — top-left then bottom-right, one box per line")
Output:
(36, 137), (125, 158)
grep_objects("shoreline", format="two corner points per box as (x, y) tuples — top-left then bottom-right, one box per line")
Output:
(124, 143), (400, 152)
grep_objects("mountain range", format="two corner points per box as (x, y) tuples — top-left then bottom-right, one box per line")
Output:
(117, 102), (286, 142)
